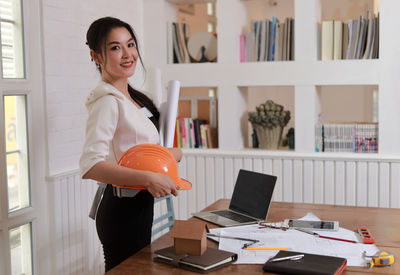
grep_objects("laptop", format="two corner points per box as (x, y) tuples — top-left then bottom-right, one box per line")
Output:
(193, 169), (277, 227)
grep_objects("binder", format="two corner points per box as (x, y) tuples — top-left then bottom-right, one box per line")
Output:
(154, 246), (237, 274)
(263, 250), (347, 275)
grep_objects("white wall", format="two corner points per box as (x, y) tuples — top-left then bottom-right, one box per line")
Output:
(42, 0), (144, 176)
(321, 0), (376, 21)
(177, 3), (210, 33)
(319, 85), (376, 123)
(40, 1), (144, 273)
(243, 0), (294, 32)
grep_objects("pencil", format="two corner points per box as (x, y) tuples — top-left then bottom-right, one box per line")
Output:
(318, 235), (357, 243)
(295, 228), (357, 243)
(244, 247), (289, 250)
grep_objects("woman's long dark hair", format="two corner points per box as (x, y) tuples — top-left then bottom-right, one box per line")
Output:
(86, 17), (160, 128)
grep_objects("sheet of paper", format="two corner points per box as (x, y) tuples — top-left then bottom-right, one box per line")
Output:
(208, 224), (261, 242)
(211, 223), (379, 266)
(218, 229), (304, 264)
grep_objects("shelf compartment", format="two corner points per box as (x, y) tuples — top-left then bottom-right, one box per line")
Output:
(318, 0), (380, 61)
(166, 1), (217, 64)
(316, 84), (379, 153)
(240, 0), (295, 63)
(318, 85), (378, 124)
(240, 85), (294, 150)
(175, 86), (218, 149)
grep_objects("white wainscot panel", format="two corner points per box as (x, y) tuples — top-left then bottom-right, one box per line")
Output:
(181, 150), (400, 210)
(47, 151), (400, 274)
(48, 172), (103, 275)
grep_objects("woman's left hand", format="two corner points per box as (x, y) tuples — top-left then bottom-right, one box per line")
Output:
(168, 148), (182, 162)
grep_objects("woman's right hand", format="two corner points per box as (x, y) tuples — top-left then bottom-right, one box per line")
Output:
(82, 161), (179, 198)
(145, 171), (179, 198)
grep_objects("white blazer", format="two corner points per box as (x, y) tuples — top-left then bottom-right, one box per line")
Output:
(79, 81), (159, 177)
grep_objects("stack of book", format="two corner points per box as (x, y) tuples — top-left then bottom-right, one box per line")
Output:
(240, 16), (294, 62)
(171, 22), (191, 63)
(174, 117), (218, 149)
(353, 124), (379, 153)
(315, 123), (378, 153)
(321, 12), (379, 60)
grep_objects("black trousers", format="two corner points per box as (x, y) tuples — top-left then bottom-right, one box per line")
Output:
(96, 185), (154, 272)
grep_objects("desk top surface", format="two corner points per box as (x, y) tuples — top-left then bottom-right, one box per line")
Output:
(107, 200), (400, 274)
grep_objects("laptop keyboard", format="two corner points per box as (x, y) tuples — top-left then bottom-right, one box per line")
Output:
(213, 210), (257, 223)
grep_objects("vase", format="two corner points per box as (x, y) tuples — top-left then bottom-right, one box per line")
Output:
(254, 125), (283, 149)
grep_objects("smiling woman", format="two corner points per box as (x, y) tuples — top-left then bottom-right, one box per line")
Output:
(80, 17), (182, 272)
(91, 27), (139, 93)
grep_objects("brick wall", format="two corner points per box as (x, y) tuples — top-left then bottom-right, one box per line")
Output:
(41, 0), (144, 175)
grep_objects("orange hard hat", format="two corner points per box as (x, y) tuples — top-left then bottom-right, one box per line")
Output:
(115, 143), (192, 191)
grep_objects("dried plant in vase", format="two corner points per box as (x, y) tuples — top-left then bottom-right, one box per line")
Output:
(248, 100), (291, 149)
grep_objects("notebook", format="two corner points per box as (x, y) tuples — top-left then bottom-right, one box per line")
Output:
(154, 246), (237, 274)
(192, 169), (277, 227)
(263, 250), (347, 275)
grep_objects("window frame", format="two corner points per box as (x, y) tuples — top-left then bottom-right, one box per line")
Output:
(0, 0), (45, 274)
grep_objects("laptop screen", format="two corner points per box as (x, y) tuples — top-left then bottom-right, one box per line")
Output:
(228, 169), (277, 219)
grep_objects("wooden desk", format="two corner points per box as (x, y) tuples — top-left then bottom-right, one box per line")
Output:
(107, 200), (400, 274)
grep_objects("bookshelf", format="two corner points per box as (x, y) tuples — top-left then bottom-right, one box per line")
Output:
(178, 87), (218, 128)
(175, 87), (219, 148)
(142, 0), (400, 154)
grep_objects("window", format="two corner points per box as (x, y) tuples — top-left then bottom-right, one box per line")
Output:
(9, 223), (33, 275)
(207, 22), (215, 33)
(0, 1), (38, 274)
(0, 0), (25, 78)
(4, 95), (30, 212)
(206, 2), (214, 16)
(206, 3), (216, 33)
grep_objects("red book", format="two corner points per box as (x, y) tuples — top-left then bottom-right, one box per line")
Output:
(179, 117), (186, 148)
(173, 121), (178, 148)
(240, 34), (245, 62)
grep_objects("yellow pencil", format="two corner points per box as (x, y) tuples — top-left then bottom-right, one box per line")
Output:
(244, 247), (289, 251)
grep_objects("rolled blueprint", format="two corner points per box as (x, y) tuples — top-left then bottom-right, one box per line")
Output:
(159, 80), (180, 147)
